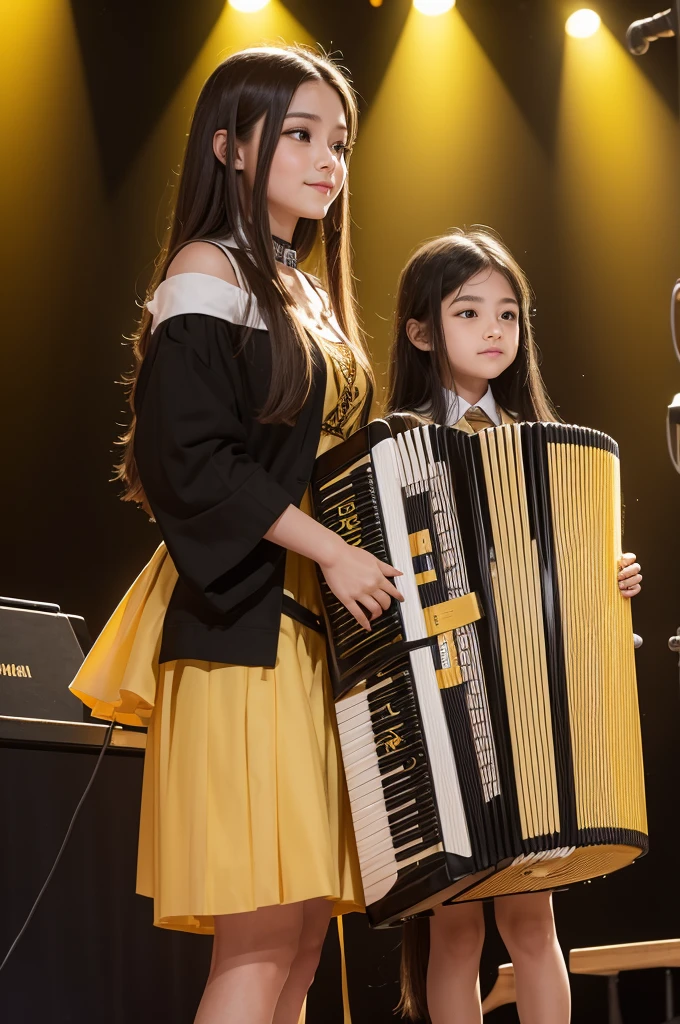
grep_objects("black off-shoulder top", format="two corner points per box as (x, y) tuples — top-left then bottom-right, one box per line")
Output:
(134, 262), (328, 668)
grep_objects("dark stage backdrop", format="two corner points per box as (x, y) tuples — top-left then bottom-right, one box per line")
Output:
(1, 0), (679, 1021)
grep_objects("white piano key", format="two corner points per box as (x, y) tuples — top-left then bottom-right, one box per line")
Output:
(345, 761), (381, 790)
(344, 751), (380, 780)
(356, 829), (394, 858)
(343, 744), (378, 770)
(350, 784), (391, 812)
(354, 809), (391, 842)
(338, 721), (374, 750)
(364, 871), (398, 907)
(336, 701), (371, 727)
(353, 795), (413, 833)
(347, 774), (383, 803)
(337, 686), (372, 712)
(360, 843), (412, 878)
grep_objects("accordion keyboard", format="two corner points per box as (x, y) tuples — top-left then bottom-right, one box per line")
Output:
(337, 652), (471, 907)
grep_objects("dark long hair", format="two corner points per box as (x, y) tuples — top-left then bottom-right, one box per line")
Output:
(386, 228), (557, 424)
(398, 918), (431, 1021)
(117, 45), (369, 505)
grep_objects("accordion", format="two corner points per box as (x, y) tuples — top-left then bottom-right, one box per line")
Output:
(311, 419), (647, 928)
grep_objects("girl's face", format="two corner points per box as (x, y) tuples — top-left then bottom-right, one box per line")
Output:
(222, 79), (350, 237)
(408, 267), (520, 390)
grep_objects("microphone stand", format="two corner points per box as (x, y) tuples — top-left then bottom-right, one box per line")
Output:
(626, 4), (679, 56)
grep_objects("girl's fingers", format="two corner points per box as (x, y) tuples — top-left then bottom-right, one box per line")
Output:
(347, 599), (371, 632)
(620, 583), (642, 599)
(374, 589), (392, 611)
(618, 563), (641, 580)
(362, 595), (383, 620)
(619, 574), (642, 590)
(619, 552), (637, 568)
(379, 560), (403, 577)
(381, 579), (404, 601)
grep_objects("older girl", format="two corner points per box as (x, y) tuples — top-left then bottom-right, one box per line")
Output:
(70, 46), (403, 1024)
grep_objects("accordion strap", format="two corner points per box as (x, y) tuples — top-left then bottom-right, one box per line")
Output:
(282, 594), (326, 636)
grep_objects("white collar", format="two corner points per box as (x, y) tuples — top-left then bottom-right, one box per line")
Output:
(443, 385), (501, 427)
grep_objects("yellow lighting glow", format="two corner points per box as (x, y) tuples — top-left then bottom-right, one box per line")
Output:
(228, 0), (271, 12)
(413, 0), (456, 16)
(565, 9), (601, 38)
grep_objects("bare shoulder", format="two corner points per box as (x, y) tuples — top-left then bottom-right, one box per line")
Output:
(166, 241), (240, 288)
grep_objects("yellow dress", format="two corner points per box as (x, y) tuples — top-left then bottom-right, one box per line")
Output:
(70, 337), (367, 933)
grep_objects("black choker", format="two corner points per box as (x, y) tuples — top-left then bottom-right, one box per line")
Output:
(272, 235), (297, 269)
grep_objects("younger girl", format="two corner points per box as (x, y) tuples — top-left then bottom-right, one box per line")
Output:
(70, 46), (403, 1024)
(386, 228), (642, 1024)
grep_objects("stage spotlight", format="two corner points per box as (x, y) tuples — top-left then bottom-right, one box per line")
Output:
(369, 0), (384, 6)
(228, 0), (270, 11)
(413, 0), (456, 16)
(565, 9), (602, 37)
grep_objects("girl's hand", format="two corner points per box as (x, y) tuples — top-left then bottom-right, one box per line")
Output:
(319, 542), (404, 631)
(618, 553), (642, 598)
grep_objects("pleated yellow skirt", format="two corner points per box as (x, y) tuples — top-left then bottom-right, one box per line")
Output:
(70, 543), (364, 933)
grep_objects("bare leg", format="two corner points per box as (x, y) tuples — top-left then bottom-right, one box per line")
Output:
(194, 902), (304, 1024)
(494, 892), (570, 1024)
(427, 901), (485, 1024)
(272, 898), (333, 1024)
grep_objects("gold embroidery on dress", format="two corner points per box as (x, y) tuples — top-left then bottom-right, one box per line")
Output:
(321, 340), (363, 439)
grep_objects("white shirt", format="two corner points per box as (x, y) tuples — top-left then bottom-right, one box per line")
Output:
(443, 385), (501, 427)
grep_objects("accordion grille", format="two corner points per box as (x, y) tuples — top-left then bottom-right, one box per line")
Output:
(548, 440), (647, 836)
(478, 427), (560, 841)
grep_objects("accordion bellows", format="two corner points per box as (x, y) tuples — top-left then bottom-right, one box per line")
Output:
(311, 420), (647, 928)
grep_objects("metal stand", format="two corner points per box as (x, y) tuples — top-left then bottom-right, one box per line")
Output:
(664, 967), (680, 1022)
(608, 975), (624, 1024)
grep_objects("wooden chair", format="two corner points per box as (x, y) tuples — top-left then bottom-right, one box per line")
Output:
(569, 939), (680, 1024)
(482, 963), (516, 1014)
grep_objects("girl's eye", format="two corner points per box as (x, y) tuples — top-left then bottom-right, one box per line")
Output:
(501, 310), (517, 320)
(457, 309), (477, 319)
(286, 129), (311, 143)
(333, 142), (350, 155)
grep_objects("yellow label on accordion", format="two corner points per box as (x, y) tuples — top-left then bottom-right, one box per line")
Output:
(414, 569), (437, 586)
(424, 592), (482, 636)
(409, 529), (433, 557)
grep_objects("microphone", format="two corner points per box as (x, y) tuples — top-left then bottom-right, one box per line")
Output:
(626, 7), (678, 55)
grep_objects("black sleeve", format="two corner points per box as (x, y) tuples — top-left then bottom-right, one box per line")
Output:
(134, 314), (294, 612)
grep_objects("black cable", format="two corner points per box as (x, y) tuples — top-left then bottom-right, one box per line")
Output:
(0, 719), (116, 974)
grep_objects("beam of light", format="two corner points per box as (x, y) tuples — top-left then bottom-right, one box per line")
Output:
(557, 20), (680, 419)
(565, 9), (601, 38)
(413, 0), (456, 17)
(350, 6), (547, 381)
(0, 0), (105, 445)
(228, 0), (271, 12)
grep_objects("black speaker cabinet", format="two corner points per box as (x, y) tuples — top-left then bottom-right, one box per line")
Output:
(0, 597), (88, 722)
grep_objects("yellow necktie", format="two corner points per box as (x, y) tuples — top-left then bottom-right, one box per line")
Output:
(464, 406), (494, 432)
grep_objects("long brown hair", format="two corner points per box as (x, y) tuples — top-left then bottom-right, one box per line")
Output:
(117, 45), (370, 505)
(387, 228), (557, 424)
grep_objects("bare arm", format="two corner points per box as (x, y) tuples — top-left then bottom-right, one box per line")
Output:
(265, 504), (403, 632)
